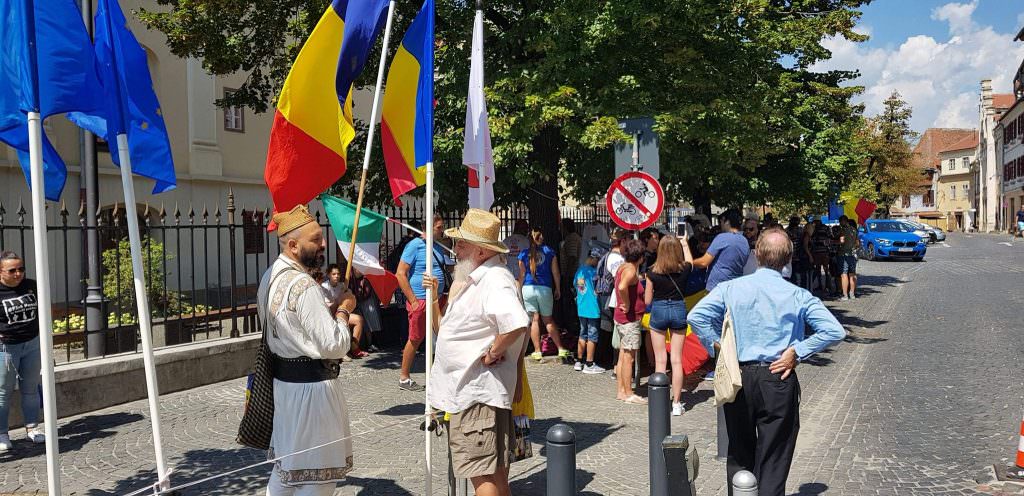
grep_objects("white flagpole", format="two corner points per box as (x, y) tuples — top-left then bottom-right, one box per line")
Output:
(344, 0), (397, 285)
(115, 133), (170, 489)
(424, 160), (435, 496)
(23, 0), (62, 492)
(26, 111), (62, 496)
(474, 6), (485, 212)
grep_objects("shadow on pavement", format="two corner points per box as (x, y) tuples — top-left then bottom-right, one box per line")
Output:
(683, 389), (714, 411)
(829, 307), (888, 330)
(0, 412), (145, 462)
(789, 482), (829, 495)
(529, 417), (622, 456)
(510, 466), (596, 495)
(375, 402), (425, 416)
(94, 447), (267, 496)
(360, 350), (403, 370)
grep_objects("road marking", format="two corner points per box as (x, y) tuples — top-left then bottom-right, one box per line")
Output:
(941, 242), (951, 248)
(1000, 242), (1013, 247)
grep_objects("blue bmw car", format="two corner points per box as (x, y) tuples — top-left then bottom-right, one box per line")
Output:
(858, 220), (927, 261)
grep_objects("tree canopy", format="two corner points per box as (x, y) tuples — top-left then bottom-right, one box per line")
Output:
(139, 0), (875, 227)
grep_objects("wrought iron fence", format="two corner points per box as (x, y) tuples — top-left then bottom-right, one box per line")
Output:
(0, 193), (611, 364)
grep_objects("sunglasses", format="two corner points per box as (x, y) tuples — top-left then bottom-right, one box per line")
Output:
(3, 267), (25, 275)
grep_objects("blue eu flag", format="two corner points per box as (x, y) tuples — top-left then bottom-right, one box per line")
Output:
(0, 0), (105, 200)
(68, 0), (176, 194)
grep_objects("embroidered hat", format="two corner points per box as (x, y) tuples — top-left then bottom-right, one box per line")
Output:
(272, 204), (316, 236)
(444, 209), (509, 254)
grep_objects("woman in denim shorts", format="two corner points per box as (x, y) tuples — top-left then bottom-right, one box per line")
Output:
(643, 233), (693, 416)
(518, 228), (569, 360)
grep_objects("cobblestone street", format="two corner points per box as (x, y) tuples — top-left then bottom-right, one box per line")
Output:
(1, 234), (1023, 495)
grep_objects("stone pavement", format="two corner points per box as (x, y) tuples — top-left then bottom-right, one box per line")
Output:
(2, 233), (1023, 495)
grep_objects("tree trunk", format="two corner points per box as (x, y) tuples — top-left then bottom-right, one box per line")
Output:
(692, 188), (712, 219)
(526, 128), (565, 248)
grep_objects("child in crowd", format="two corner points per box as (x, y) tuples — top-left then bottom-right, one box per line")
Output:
(573, 248), (606, 374)
(614, 239), (647, 405)
(320, 263), (368, 359)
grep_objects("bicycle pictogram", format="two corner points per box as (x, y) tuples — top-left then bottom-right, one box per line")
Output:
(633, 183), (656, 200)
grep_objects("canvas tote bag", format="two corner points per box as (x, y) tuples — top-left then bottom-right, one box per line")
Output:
(713, 308), (743, 406)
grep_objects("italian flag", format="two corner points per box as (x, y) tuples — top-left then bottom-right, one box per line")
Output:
(322, 194), (400, 304)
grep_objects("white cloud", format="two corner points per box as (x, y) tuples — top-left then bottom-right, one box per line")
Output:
(811, 2), (1024, 132)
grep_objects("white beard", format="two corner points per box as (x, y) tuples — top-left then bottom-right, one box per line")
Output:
(453, 258), (477, 284)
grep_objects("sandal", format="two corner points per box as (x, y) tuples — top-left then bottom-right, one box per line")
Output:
(623, 395), (648, 405)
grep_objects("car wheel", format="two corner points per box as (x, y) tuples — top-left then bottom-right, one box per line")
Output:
(928, 233), (936, 243)
(913, 257), (923, 262)
(866, 243), (876, 261)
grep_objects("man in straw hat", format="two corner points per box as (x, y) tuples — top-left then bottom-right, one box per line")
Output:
(425, 209), (530, 496)
(257, 204), (358, 496)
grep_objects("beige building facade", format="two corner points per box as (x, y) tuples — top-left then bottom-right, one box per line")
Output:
(0, 0), (376, 302)
(935, 136), (977, 232)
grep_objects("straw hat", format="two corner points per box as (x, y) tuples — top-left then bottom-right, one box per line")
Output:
(444, 209), (509, 254)
(272, 204), (316, 236)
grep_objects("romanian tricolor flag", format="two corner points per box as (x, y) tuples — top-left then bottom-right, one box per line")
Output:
(264, 0), (389, 225)
(381, 0), (435, 205)
(840, 194), (878, 226)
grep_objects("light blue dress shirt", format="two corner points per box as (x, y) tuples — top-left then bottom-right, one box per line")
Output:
(687, 268), (846, 362)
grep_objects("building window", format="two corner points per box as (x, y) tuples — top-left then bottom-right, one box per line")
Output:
(223, 89), (245, 133)
(242, 209), (265, 254)
(947, 159), (955, 171)
(962, 157), (969, 169)
(962, 184), (969, 197)
(949, 185), (956, 200)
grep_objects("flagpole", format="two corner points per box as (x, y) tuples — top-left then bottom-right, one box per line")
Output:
(345, 0), (397, 285)
(424, 160), (435, 496)
(115, 134), (171, 489)
(22, 0), (63, 493)
(90, 0), (171, 484)
(474, 4), (485, 212)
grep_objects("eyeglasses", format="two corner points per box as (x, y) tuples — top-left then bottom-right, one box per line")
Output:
(3, 267), (25, 275)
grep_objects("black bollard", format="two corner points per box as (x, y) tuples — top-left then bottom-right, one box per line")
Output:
(546, 424), (577, 496)
(648, 372), (670, 496)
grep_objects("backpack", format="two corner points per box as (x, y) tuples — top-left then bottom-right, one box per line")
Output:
(595, 252), (615, 296)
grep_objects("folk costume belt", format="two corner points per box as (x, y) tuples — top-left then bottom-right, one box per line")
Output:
(271, 355), (341, 383)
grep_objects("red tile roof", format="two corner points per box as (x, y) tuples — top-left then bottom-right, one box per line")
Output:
(939, 133), (979, 152)
(993, 94), (1016, 109)
(911, 128), (976, 188)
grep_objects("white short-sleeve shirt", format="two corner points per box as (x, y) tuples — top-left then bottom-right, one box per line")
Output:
(428, 256), (529, 413)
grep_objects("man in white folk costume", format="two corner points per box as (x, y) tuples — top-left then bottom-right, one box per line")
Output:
(257, 205), (358, 496)
(426, 209), (530, 496)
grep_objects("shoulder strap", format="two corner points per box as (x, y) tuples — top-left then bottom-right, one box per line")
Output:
(265, 265), (303, 339)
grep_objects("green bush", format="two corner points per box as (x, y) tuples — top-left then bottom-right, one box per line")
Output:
(102, 236), (213, 325)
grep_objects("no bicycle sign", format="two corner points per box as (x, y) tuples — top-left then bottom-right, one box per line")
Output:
(606, 171), (664, 231)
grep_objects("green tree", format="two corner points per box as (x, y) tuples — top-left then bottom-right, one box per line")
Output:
(852, 91), (919, 216)
(138, 0), (872, 238)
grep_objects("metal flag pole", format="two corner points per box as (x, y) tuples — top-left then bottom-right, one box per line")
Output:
(424, 160), (435, 495)
(474, 1), (485, 211)
(21, 0), (62, 492)
(115, 134), (171, 489)
(344, 0), (397, 285)
(92, 0), (170, 484)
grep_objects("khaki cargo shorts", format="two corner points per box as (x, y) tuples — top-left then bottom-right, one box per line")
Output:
(615, 320), (642, 350)
(448, 402), (513, 479)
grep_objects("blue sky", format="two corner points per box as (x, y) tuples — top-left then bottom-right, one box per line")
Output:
(811, 0), (1024, 133)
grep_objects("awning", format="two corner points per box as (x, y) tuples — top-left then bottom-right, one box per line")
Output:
(916, 211), (943, 219)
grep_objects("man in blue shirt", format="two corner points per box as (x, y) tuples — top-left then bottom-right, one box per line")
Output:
(693, 210), (750, 291)
(688, 228), (846, 496)
(396, 215), (450, 392)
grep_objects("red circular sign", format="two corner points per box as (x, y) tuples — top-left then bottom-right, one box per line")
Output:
(606, 171), (665, 230)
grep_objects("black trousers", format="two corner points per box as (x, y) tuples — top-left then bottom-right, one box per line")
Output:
(724, 365), (801, 496)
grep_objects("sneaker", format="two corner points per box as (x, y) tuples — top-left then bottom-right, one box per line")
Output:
(850, 293), (857, 300)
(704, 371), (715, 381)
(26, 428), (44, 444)
(671, 402), (684, 416)
(583, 364), (607, 375)
(611, 370), (617, 380)
(399, 379), (425, 392)
(557, 349), (571, 359)
(529, 351), (543, 361)
(0, 434), (10, 451)
(573, 361), (584, 371)
(838, 296), (849, 301)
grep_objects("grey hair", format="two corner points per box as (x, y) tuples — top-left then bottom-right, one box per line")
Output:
(0, 251), (21, 262)
(755, 229), (792, 271)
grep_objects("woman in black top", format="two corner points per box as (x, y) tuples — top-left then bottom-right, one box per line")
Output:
(643, 234), (693, 416)
(0, 251), (45, 450)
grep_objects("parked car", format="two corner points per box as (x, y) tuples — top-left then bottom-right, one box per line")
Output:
(904, 220), (946, 243)
(858, 220), (927, 261)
